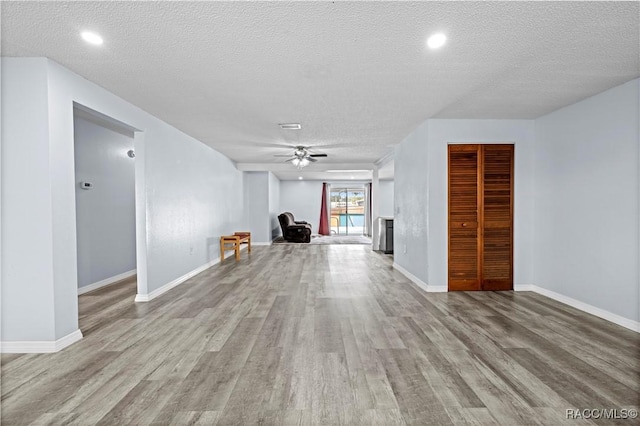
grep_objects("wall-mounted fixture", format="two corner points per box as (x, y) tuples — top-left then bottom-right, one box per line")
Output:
(80, 181), (94, 190)
(127, 149), (135, 158)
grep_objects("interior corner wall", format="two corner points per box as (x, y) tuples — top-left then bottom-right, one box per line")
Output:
(244, 172), (271, 243)
(268, 173), (281, 239)
(378, 180), (395, 218)
(394, 119), (536, 289)
(394, 121), (430, 284)
(533, 78), (639, 323)
(74, 116), (136, 289)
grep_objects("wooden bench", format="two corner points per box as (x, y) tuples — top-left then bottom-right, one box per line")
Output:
(220, 232), (251, 262)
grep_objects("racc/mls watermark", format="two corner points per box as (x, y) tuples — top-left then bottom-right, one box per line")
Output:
(566, 408), (638, 420)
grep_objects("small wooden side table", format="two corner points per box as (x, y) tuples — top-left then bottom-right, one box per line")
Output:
(220, 231), (251, 262)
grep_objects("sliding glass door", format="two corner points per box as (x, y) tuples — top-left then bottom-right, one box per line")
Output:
(330, 188), (365, 235)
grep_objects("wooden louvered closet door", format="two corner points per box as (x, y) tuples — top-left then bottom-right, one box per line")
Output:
(448, 144), (513, 291)
(481, 145), (514, 290)
(448, 145), (481, 291)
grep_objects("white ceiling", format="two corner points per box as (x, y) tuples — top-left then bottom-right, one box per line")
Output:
(2, 1), (638, 180)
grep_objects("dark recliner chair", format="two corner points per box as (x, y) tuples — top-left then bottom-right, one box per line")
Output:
(278, 212), (312, 243)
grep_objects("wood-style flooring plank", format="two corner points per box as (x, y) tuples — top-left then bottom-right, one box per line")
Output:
(2, 244), (638, 425)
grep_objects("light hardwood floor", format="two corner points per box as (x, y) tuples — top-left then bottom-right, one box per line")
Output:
(2, 245), (639, 425)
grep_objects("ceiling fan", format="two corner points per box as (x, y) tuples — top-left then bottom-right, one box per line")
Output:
(274, 146), (328, 168)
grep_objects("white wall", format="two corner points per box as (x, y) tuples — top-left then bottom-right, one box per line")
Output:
(279, 181), (324, 233)
(74, 115), (136, 290)
(394, 122), (429, 285)
(378, 180), (395, 218)
(244, 172), (271, 243)
(243, 171), (281, 243)
(394, 119), (536, 290)
(1, 58), (56, 341)
(2, 58), (246, 345)
(427, 120), (536, 289)
(268, 172), (281, 239)
(534, 79), (639, 323)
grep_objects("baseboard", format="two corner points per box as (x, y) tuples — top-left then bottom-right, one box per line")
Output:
(386, 270), (637, 332)
(426, 285), (448, 292)
(253, 242), (272, 246)
(392, 263), (447, 293)
(514, 284), (535, 291)
(78, 269), (137, 295)
(135, 245), (254, 302)
(0, 329), (83, 353)
(516, 285), (640, 333)
(135, 258), (218, 302)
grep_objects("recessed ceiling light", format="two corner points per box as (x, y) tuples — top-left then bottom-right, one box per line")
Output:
(81, 31), (103, 45)
(298, 176), (303, 180)
(350, 176), (355, 180)
(427, 33), (446, 49)
(279, 123), (301, 130)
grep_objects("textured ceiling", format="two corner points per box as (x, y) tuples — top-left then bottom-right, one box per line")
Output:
(2, 1), (639, 180)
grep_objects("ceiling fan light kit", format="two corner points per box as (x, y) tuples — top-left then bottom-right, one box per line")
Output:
(292, 157), (310, 168)
(276, 145), (328, 169)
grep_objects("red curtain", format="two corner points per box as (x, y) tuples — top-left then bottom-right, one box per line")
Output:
(319, 182), (330, 235)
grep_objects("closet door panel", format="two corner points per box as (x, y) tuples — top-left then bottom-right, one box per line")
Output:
(481, 145), (513, 290)
(448, 145), (481, 291)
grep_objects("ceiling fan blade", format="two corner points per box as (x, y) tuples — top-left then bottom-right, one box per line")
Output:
(307, 157), (318, 162)
(309, 153), (328, 157)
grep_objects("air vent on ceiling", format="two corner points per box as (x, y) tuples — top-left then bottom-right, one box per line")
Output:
(279, 123), (302, 130)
